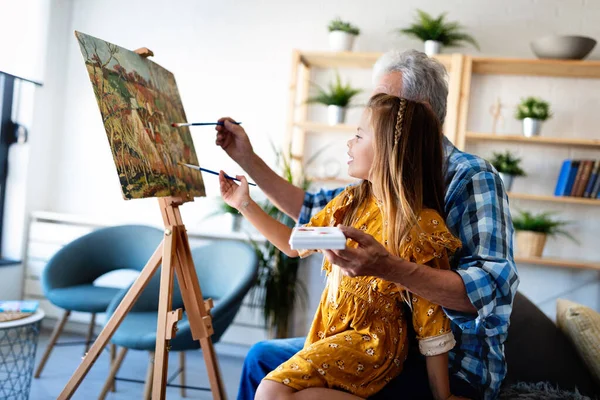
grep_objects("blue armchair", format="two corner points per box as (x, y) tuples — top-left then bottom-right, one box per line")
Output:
(99, 240), (259, 399)
(34, 225), (164, 378)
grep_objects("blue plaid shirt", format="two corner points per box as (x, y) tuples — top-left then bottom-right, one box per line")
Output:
(298, 137), (519, 399)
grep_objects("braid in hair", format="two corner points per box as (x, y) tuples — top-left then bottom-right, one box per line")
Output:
(394, 98), (407, 146)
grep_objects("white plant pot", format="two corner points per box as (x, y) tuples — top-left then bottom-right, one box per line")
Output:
(329, 31), (356, 52)
(498, 173), (515, 192)
(424, 40), (442, 56)
(522, 118), (542, 137)
(327, 105), (347, 125)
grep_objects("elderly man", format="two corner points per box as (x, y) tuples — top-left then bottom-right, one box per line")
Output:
(216, 50), (519, 400)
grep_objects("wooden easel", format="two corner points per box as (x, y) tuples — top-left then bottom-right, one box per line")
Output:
(58, 196), (226, 399)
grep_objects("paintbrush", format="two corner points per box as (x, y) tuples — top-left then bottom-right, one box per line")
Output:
(171, 121), (242, 128)
(179, 163), (257, 186)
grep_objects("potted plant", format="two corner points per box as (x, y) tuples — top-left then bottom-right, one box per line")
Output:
(248, 144), (316, 338)
(398, 10), (480, 56)
(515, 96), (552, 137)
(489, 151), (526, 192)
(328, 17), (360, 52)
(308, 72), (362, 125)
(513, 210), (577, 257)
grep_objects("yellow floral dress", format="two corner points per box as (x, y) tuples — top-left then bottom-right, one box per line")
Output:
(264, 189), (462, 397)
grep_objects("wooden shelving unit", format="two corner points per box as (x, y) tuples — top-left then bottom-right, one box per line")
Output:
(286, 50), (465, 169)
(465, 132), (600, 149)
(471, 57), (600, 79)
(514, 256), (600, 271)
(287, 51), (600, 271)
(456, 56), (600, 271)
(508, 192), (600, 206)
(298, 51), (455, 70)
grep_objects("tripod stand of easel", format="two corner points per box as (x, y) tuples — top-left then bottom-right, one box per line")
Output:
(58, 196), (226, 399)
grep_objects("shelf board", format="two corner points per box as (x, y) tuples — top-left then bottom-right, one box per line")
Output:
(295, 121), (356, 133)
(472, 57), (600, 78)
(515, 256), (600, 271)
(509, 192), (600, 205)
(466, 132), (600, 149)
(299, 51), (453, 70)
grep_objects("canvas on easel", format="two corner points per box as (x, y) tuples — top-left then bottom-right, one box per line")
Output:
(58, 31), (226, 400)
(75, 31), (205, 199)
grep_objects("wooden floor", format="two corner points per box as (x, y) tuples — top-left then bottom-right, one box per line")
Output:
(29, 329), (246, 399)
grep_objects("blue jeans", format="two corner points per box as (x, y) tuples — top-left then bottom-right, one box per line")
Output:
(238, 337), (306, 400)
(237, 337), (482, 400)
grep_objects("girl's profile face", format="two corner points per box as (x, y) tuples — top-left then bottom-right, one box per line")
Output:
(347, 109), (375, 180)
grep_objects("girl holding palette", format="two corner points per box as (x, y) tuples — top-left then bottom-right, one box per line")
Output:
(219, 93), (463, 400)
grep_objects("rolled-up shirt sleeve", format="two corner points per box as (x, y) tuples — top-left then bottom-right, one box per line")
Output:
(443, 171), (519, 337)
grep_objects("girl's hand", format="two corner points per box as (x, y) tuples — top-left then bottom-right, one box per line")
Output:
(219, 170), (250, 210)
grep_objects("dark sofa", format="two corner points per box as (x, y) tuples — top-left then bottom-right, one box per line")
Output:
(503, 292), (599, 398)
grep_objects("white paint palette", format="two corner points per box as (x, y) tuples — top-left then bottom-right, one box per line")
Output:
(289, 226), (347, 250)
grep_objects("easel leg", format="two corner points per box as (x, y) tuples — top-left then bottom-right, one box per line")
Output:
(200, 338), (227, 399)
(151, 228), (177, 400)
(58, 242), (164, 399)
(178, 227), (227, 399)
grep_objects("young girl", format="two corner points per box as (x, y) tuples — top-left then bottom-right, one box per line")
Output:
(219, 94), (462, 400)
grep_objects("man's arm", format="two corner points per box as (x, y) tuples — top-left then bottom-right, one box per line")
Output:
(239, 151), (306, 221)
(324, 236), (476, 313)
(388, 256), (476, 313)
(215, 118), (345, 223)
(442, 170), (519, 333)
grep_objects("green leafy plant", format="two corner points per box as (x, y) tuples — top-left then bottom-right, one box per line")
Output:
(248, 143), (326, 338)
(307, 72), (362, 107)
(513, 210), (578, 242)
(489, 151), (526, 177)
(515, 97), (552, 120)
(399, 10), (480, 49)
(328, 17), (360, 35)
(219, 201), (238, 215)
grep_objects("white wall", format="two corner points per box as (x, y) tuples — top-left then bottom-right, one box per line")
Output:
(18, 0), (600, 332)
(0, 0), (50, 83)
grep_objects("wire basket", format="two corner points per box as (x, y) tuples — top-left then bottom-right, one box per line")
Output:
(0, 317), (42, 399)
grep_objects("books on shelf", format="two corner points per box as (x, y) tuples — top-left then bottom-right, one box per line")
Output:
(554, 159), (600, 198)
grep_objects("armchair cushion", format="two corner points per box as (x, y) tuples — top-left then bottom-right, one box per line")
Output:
(46, 285), (121, 313)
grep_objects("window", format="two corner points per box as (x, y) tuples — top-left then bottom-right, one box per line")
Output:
(0, 71), (41, 262)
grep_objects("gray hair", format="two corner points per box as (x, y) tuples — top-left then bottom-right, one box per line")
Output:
(372, 50), (448, 125)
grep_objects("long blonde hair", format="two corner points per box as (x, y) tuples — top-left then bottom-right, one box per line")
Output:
(327, 94), (446, 303)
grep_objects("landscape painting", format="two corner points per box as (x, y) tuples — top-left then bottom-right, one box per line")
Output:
(75, 31), (205, 199)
